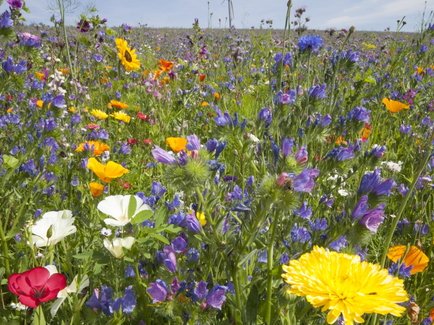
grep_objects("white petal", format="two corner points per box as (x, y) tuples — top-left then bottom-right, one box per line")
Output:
(45, 265), (58, 276)
(97, 195), (125, 220)
(104, 218), (128, 227)
(121, 237), (135, 250)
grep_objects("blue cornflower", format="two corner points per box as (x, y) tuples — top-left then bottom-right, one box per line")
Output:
(308, 84), (327, 99)
(347, 106), (371, 123)
(290, 224), (311, 243)
(298, 35), (324, 53)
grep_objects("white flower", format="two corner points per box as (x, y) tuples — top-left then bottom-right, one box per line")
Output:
(51, 274), (89, 317)
(10, 302), (27, 311)
(337, 189), (349, 197)
(97, 195), (151, 227)
(30, 210), (77, 247)
(381, 161), (402, 173)
(100, 227), (112, 236)
(103, 237), (135, 258)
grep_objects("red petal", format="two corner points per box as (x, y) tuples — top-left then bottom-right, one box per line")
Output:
(7, 274), (20, 295)
(45, 274), (67, 292)
(25, 267), (50, 288)
(16, 275), (33, 296)
(19, 295), (39, 308)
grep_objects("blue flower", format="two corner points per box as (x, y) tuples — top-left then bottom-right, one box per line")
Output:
(329, 236), (348, 252)
(147, 279), (168, 303)
(308, 84), (327, 99)
(347, 106), (371, 123)
(205, 285), (228, 310)
(0, 11), (13, 29)
(358, 169), (395, 196)
(290, 224), (311, 243)
(294, 201), (312, 219)
(297, 35), (324, 53)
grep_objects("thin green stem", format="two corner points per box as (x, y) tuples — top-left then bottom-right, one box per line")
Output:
(0, 219), (10, 275)
(265, 212), (279, 324)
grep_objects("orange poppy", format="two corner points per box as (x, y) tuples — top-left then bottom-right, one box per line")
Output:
(382, 98), (410, 113)
(335, 136), (347, 146)
(108, 100), (129, 109)
(89, 182), (104, 197)
(87, 157), (129, 183)
(158, 59), (174, 72)
(75, 141), (110, 156)
(359, 123), (372, 142)
(166, 137), (187, 153)
(387, 245), (429, 275)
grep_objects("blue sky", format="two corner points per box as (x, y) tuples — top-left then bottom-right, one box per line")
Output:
(2, 0), (433, 31)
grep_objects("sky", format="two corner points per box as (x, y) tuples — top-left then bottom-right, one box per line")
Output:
(2, 0), (433, 32)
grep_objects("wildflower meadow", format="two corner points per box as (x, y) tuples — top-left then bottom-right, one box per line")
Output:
(1, 0), (434, 324)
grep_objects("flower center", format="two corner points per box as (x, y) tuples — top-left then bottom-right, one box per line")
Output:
(32, 287), (47, 299)
(124, 50), (132, 63)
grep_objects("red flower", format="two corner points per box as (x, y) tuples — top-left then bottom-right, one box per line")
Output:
(127, 138), (138, 145)
(8, 267), (67, 308)
(137, 112), (149, 121)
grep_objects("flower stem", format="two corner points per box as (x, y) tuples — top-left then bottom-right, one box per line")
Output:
(265, 212), (279, 324)
(0, 219), (10, 275)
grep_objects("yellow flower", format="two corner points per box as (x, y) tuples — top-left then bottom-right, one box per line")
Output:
(382, 98), (410, 113)
(36, 100), (44, 108)
(75, 141), (110, 156)
(196, 211), (207, 226)
(166, 137), (187, 153)
(89, 182), (104, 197)
(362, 42), (377, 50)
(111, 111), (131, 123)
(90, 109), (108, 120)
(68, 106), (77, 113)
(87, 157), (129, 183)
(115, 38), (141, 71)
(387, 245), (429, 275)
(282, 246), (408, 325)
(34, 71), (45, 81)
(108, 100), (129, 110)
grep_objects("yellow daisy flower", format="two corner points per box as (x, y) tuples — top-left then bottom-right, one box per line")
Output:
(90, 109), (108, 120)
(111, 111), (131, 123)
(282, 246), (408, 325)
(115, 38), (141, 72)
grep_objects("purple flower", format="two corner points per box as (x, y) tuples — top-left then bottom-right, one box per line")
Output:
(281, 137), (294, 157)
(151, 181), (166, 197)
(308, 84), (327, 99)
(294, 201), (312, 219)
(347, 106), (371, 123)
(186, 248), (200, 263)
(329, 236), (348, 252)
(194, 281), (209, 300)
(274, 89), (297, 105)
(147, 280), (168, 303)
(258, 107), (272, 126)
(295, 146), (308, 164)
(369, 145), (386, 158)
(206, 138), (218, 152)
(292, 168), (320, 193)
(7, 0), (23, 9)
(290, 224), (311, 243)
(181, 213), (202, 233)
(352, 195), (369, 219)
(0, 11), (13, 29)
(205, 285), (228, 310)
(309, 218), (328, 231)
(171, 235), (188, 253)
(298, 35), (324, 53)
(52, 95), (66, 108)
(358, 169), (395, 196)
(18, 32), (41, 47)
(161, 246), (177, 273)
(152, 146), (176, 164)
(186, 134), (200, 151)
(359, 204), (385, 232)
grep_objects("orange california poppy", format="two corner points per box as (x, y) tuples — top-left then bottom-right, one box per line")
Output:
(166, 137), (187, 153)
(359, 123), (372, 142)
(158, 59), (174, 72)
(87, 157), (129, 183)
(108, 100), (129, 109)
(382, 98), (410, 113)
(75, 141), (110, 156)
(89, 182), (104, 197)
(335, 135), (348, 146)
(387, 245), (429, 275)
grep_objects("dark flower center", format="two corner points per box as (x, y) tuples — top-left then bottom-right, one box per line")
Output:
(32, 287), (47, 299)
(124, 50), (132, 63)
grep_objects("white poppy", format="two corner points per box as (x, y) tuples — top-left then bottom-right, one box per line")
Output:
(97, 195), (151, 227)
(30, 210), (77, 248)
(103, 237), (135, 258)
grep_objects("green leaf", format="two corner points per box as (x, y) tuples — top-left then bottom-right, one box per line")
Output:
(246, 284), (260, 324)
(131, 210), (153, 224)
(128, 196), (137, 219)
(3, 155), (19, 169)
(148, 233), (170, 245)
(364, 75), (376, 84)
